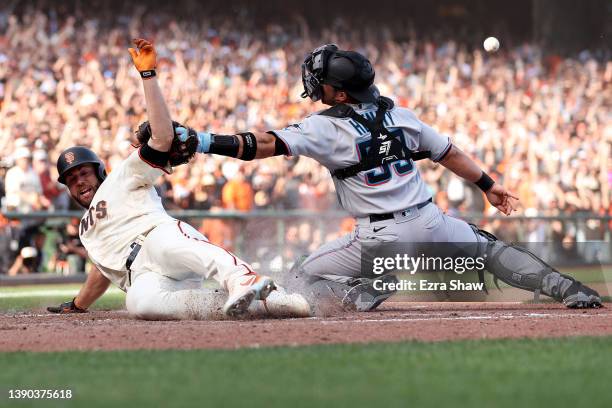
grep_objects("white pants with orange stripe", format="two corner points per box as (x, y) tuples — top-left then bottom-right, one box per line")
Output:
(125, 220), (252, 320)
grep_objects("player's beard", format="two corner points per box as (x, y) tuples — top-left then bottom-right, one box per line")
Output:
(74, 183), (99, 208)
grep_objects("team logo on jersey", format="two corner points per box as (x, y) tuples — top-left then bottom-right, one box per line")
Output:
(64, 152), (75, 164)
(379, 140), (392, 155)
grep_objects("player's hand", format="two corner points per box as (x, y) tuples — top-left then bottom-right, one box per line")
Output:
(485, 184), (519, 216)
(128, 38), (157, 72)
(47, 298), (87, 314)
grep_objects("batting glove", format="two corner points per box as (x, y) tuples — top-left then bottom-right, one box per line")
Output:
(47, 298), (87, 314)
(176, 126), (211, 153)
(128, 38), (157, 73)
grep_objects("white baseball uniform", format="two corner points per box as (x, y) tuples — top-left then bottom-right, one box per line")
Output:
(271, 102), (479, 282)
(78, 149), (254, 319)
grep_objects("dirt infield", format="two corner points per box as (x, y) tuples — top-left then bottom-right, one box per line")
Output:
(0, 302), (610, 352)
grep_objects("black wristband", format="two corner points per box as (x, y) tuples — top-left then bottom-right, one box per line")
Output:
(475, 172), (495, 192)
(239, 132), (257, 161)
(209, 135), (240, 158)
(140, 70), (156, 79)
(72, 297), (87, 312)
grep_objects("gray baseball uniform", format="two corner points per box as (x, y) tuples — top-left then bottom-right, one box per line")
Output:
(271, 102), (478, 283)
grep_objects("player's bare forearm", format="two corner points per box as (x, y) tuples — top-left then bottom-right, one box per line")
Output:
(237, 131), (277, 159)
(141, 78), (174, 152)
(440, 145), (519, 215)
(129, 38), (173, 152)
(438, 145), (483, 183)
(74, 266), (111, 310)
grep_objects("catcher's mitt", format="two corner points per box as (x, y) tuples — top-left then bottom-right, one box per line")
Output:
(134, 121), (198, 166)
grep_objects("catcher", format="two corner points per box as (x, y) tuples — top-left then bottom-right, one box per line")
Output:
(166, 43), (602, 311)
(48, 39), (309, 319)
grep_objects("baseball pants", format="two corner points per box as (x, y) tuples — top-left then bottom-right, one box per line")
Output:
(125, 220), (252, 320)
(299, 202), (478, 283)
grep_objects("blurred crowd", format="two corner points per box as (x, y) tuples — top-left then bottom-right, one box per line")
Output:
(0, 2), (610, 274)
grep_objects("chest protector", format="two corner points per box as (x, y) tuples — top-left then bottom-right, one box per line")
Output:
(318, 97), (431, 180)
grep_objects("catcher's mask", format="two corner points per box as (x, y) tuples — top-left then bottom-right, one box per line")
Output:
(301, 44), (377, 103)
(57, 146), (106, 185)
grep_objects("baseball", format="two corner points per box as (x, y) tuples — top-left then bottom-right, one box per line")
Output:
(483, 36), (500, 52)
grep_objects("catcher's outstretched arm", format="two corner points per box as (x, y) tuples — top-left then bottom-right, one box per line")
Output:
(176, 129), (287, 160)
(128, 38), (174, 152)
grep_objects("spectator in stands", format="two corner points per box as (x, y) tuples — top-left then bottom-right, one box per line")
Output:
(51, 218), (87, 275)
(7, 229), (45, 275)
(32, 149), (68, 211)
(7, 246), (39, 275)
(222, 167), (254, 212)
(3, 147), (47, 212)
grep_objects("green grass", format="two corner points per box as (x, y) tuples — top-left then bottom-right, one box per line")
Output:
(0, 337), (611, 408)
(0, 280), (221, 313)
(0, 285), (125, 312)
(0, 284), (86, 293)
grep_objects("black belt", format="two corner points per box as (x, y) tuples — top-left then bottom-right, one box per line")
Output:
(369, 198), (432, 223)
(125, 241), (142, 286)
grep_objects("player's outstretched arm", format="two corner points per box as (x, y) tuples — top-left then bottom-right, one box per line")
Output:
(47, 266), (111, 313)
(128, 38), (174, 152)
(175, 128), (286, 160)
(439, 145), (519, 215)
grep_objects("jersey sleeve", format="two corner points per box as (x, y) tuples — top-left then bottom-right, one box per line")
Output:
(117, 149), (168, 190)
(418, 122), (452, 162)
(269, 115), (337, 161)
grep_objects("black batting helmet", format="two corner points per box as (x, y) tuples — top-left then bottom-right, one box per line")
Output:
(56, 146), (106, 185)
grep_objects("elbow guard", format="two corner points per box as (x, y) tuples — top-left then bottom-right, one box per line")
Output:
(139, 144), (170, 169)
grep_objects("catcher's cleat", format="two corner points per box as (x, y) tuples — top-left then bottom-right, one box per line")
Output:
(562, 281), (603, 309)
(224, 275), (277, 317)
(342, 274), (399, 312)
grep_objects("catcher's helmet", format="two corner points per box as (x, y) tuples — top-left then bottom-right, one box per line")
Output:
(301, 44), (377, 103)
(57, 146), (106, 185)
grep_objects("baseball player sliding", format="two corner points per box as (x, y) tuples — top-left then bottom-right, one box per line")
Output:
(161, 43), (601, 311)
(48, 39), (309, 320)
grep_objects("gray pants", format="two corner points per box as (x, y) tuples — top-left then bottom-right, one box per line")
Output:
(300, 202), (477, 283)
(295, 202), (600, 309)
